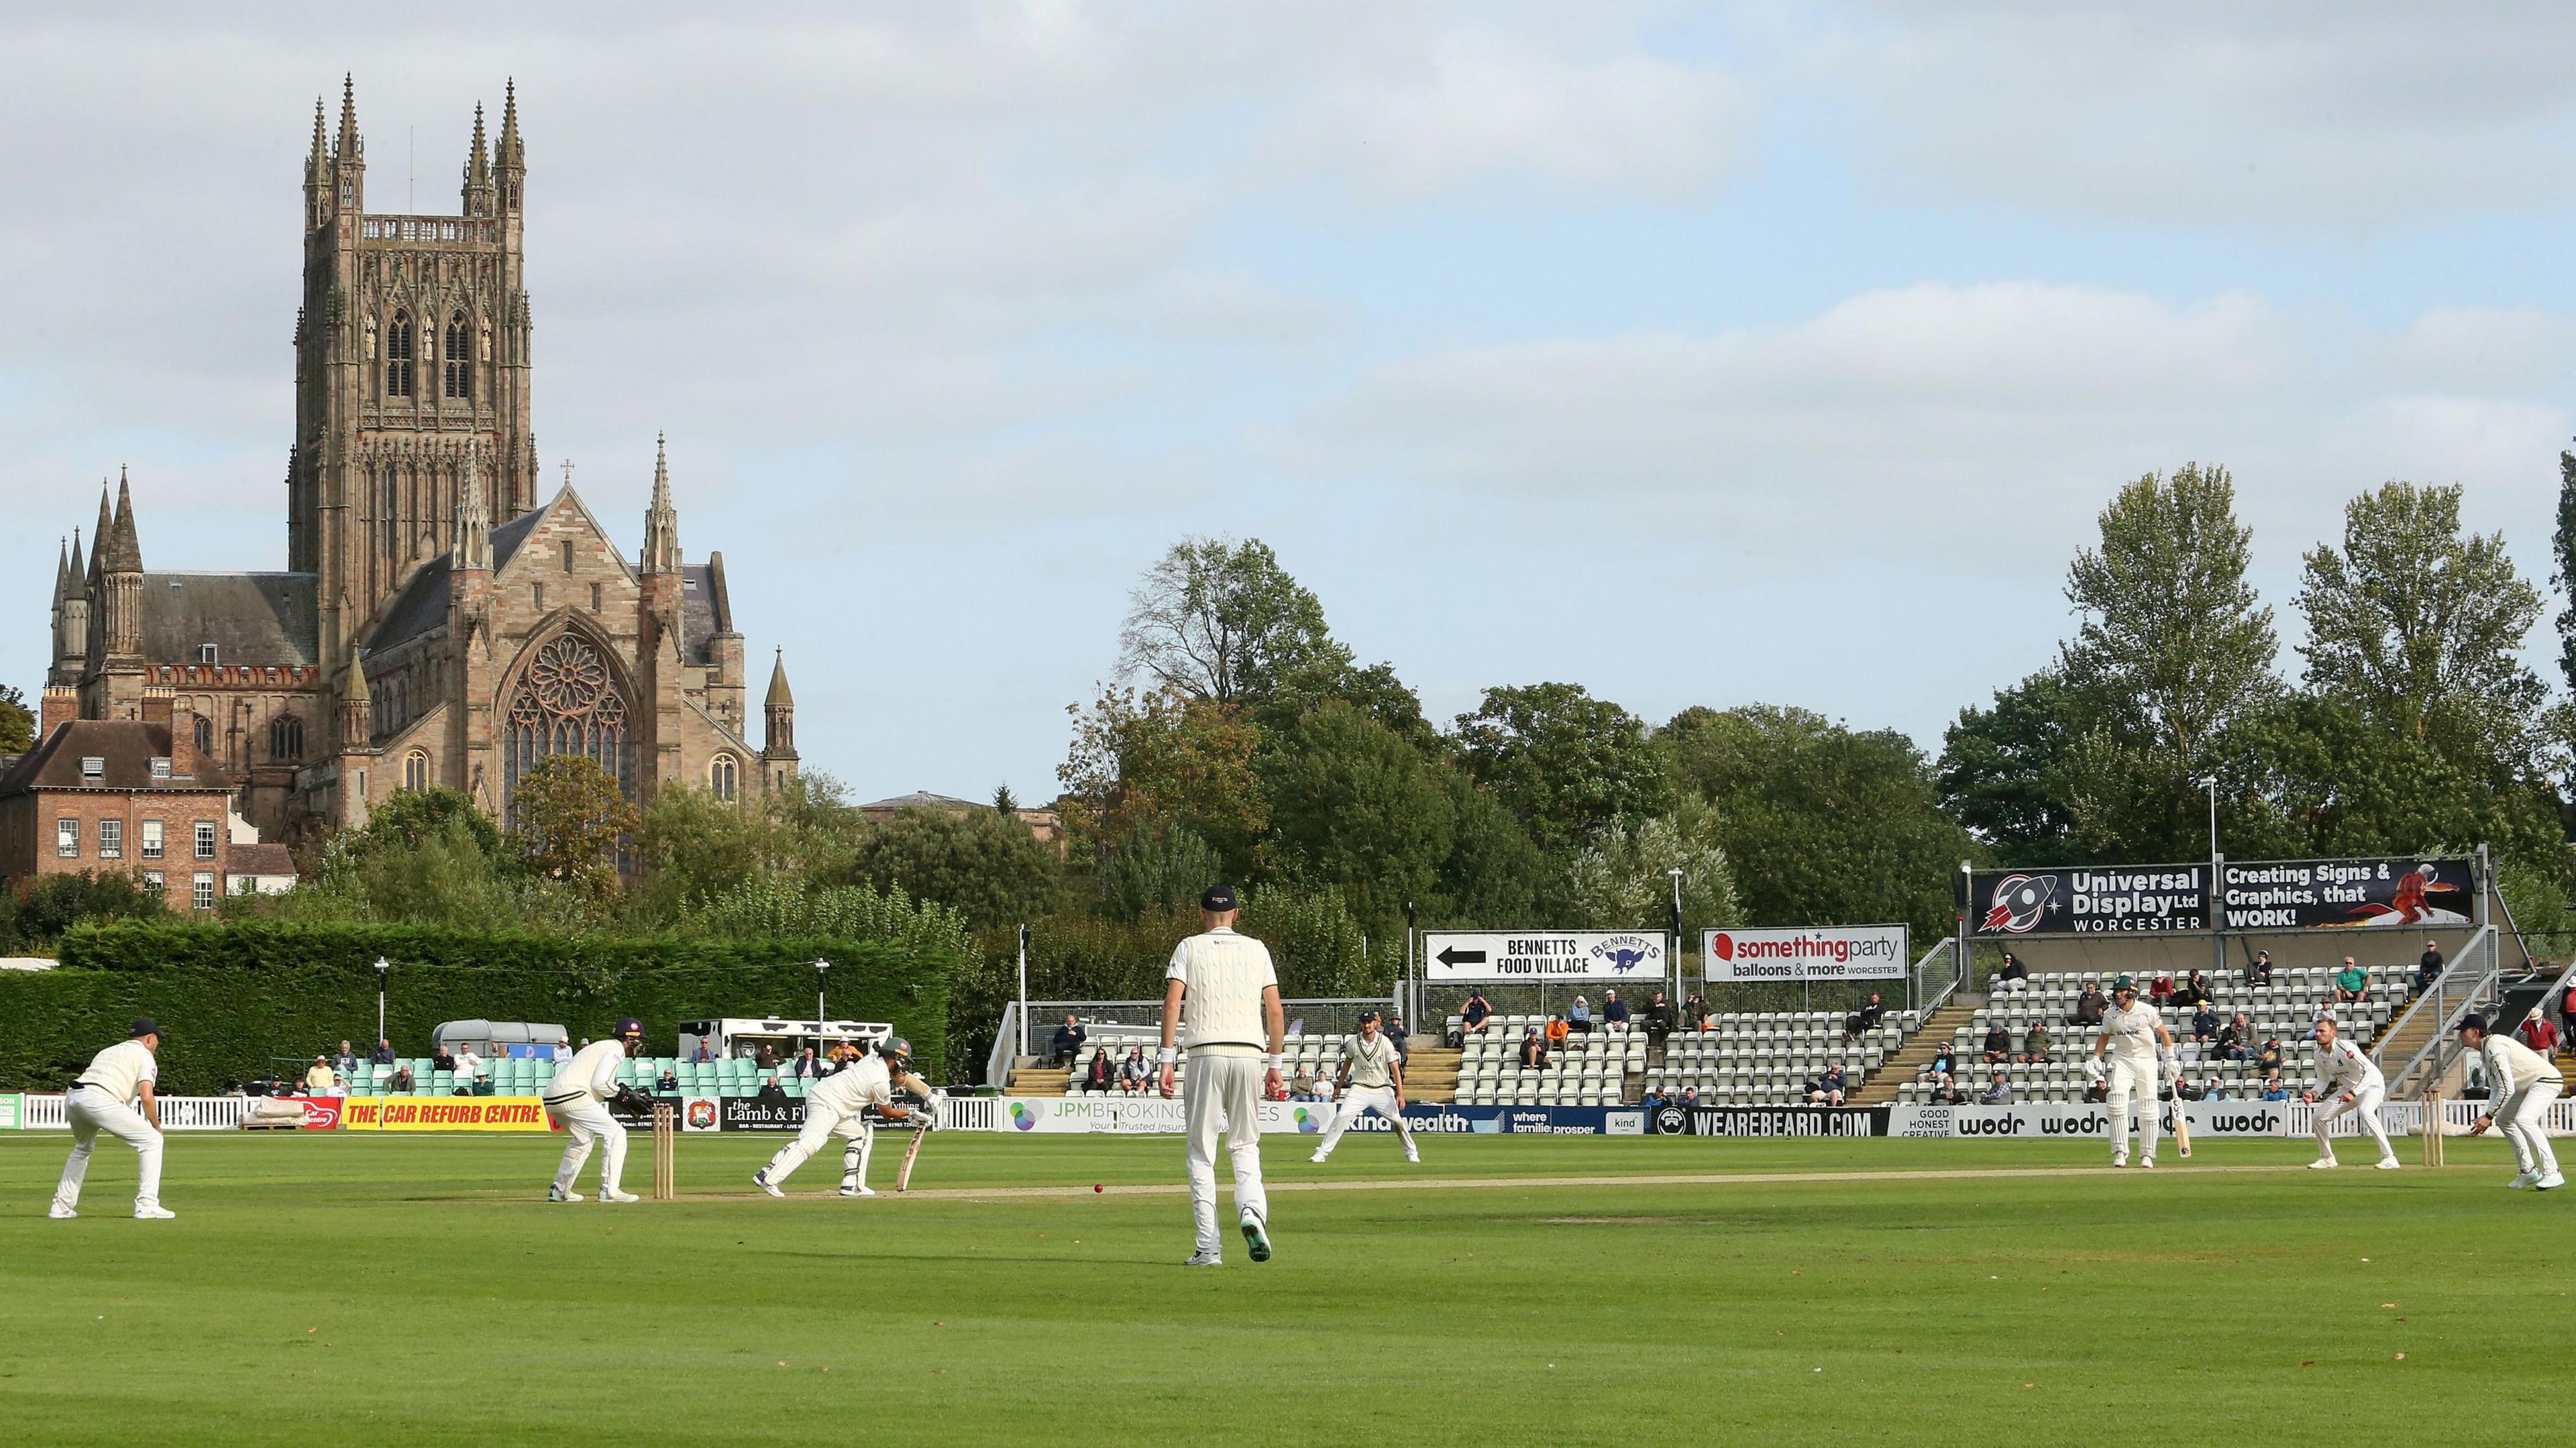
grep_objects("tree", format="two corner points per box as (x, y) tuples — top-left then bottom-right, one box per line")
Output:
(1093, 825), (1224, 922)
(353, 785), (505, 862)
(847, 805), (1062, 930)
(1252, 657), (1442, 758)
(0, 683), (33, 756)
(1057, 686), (1266, 875)
(1257, 701), (1455, 929)
(1454, 683), (1670, 855)
(505, 755), (637, 897)
(2296, 481), (2546, 752)
(1562, 793), (1742, 934)
(2059, 463), (2277, 765)
(1436, 770), (1554, 926)
(1936, 669), (2111, 865)
(1115, 537), (1350, 704)
(1663, 704), (1978, 943)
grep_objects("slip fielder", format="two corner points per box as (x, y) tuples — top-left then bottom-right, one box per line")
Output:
(50, 1018), (173, 1220)
(1309, 1009), (1417, 1165)
(753, 1037), (934, 1199)
(541, 1017), (646, 1203)
(2304, 1016), (2398, 1170)
(2090, 975), (2177, 1169)
(2461, 1013), (2566, 1190)
(1161, 883), (1284, 1267)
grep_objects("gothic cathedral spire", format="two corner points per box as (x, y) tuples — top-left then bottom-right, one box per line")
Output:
(641, 432), (680, 575)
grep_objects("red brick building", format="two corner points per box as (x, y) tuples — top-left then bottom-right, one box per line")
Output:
(0, 704), (246, 911)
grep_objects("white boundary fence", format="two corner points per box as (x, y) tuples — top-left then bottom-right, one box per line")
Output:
(15, 1095), (254, 1131)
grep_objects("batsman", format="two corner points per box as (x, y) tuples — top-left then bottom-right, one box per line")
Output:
(753, 1037), (934, 1199)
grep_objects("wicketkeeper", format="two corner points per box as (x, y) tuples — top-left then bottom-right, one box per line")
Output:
(541, 1017), (647, 1203)
(753, 1037), (933, 1199)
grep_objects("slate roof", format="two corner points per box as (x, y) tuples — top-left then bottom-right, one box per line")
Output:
(227, 842), (299, 880)
(363, 500), (728, 666)
(142, 573), (318, 667)
(0, 720), (232, 795)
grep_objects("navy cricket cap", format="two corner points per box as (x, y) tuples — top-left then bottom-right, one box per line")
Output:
(128, 1017), (162, 1038)
(2459, 1013), (2489, 1034)
(1199, 884), (1240, 912)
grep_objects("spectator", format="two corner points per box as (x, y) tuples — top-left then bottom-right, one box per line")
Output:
(755, 1075), (788, 1106)
(1843, 993), (1886, 1045)
(1603, 990), (1631, 1034)
(2175, 1076), (2208, 1102)
(1928, 1072), (1964, 1106)
(1981, 1021), (2012, 1064)
(456, 1044), (485, 1083)
(2256, 1038), (2286, 1077)
(1641, 1084), (1667, 1111)
(1544, 1014), (1570, 1050)
(1980, 1071), (2011, 1105)
(2202, 1078), (2231, 1103)
(432, 1044), (457, 1072)
(755, 1042), (780, 1070)
(1684, 993), (1712, 1031)
(1808, 1064), (1849, 1107)
(2247, 949), (2273, 987)
(2417, 938), (2445, 993)
(2073, 980), (2107, 1028)
(1994, 952), (2030, 994)
(304, 1056), (336, 1094)
(2561, 987), (2576, 1054)
(2180, 971), (2214, 1009)
(386, 1064), (413, 1093)
(2334, 957), (2369, 1005)
(1287, 1068), (1318, 1102)
(333, 1040), (359, 1078)
(1679, 1085), (1700, 1109)
(692, 1040), (712, 1064)
(1644, 991), (1678, 1045)
(2259, 1074), (2289, 1103)
(371, 1038), (395, 1066)
(2021, 1021), (2051, 1064)
(1568, 995), (1594, 1035)
(1383, 1014), (1408, 1060)
(2147, 973), (2176, 1005)
(1927, 1043), (1957, 1079)
(1461, 989), (1494, 1036)
(2217, 1012), (2255, 1062)
(1120, 1047), (1150, 1095)
(1519, 1027), (1549, 1070)
(2190, 1005), (2220, 1048)
(1051, 1015), (1087, 1069)
(1311, 1074), (1336, 1103)
(2082, 1076), (2109, 1105)
(1085, 1047), (1115, 1094)
(2519, 1011), (2561, 1057)
(655, 1065), (678, 1093)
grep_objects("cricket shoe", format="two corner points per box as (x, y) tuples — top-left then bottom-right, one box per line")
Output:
(839, 1185), (877, 1198)
(549, 1186), (585, 1203)
(1240, 1213), (1272, 1263)
(1405, 1148), (1420, 1164)
(753, 1170), (784, 1199)
(1309, 1150), (1328, 1164)
(2509, 1172), (2535, 1189)
(2110, 1155), (2128, 1168)
(46, 1205), (74, 1219)
(2375, 1158), (2402, 1171)
(2308, 1158), (2339, 1170)
(599, 1188), (641, 1204)
(1183, 1250), (1223, 1267)
(2538, 1172), (2567, 1191)
(133, 1205), (175, 1220)
(2139, 1158), (2156, 1170)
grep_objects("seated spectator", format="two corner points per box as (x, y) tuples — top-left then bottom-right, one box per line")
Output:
(1678, 1085), (1700, 1109)
(655, 1066), (678, 1093)
(2174, 1076), (2208, 1102)
(2256, 1038), (2286, 1076)
(2202, 1078), (2230, 1102)
(305, 1056), (336, 1094)
(1287, 1069), (1318, 1102)
(1312, 1074), (1336, 1103)
(1120, 1048), (1150, 1095)
(2082, 1076), (2109, 1105)
(2519, 1011), (2560, 1056)
(2190, 1005), (2219, 1047)
(789, 1047), (818, 1080)
(1927, 1044), (1957, 1079)
(1981, 1022), (2012, 1064)
(1684, 993), (1712, 1031)
(2561, 987), (2576, 1054)
(692, 1040), (712, 1064)
(1980, 1071), (2011, 1105)
(2216, 1012), (2255, 1062)
(1641, 1084), (1668, 1111)
(432, 1045), (457, 1072)
(2259, 1074), (2288, 1103)
(2247, 949), (2273, 987)
(2147, 973), (2176, 1005)
(1843, 992), (1886, 1044)
(371, 1038), (396, 1066)
(2180, 970), (2214, 1009)
(2417, 939), (2444, 993)
(1544, 1015), (1570, 1050)
(2334, 957), (2369, 1005)
(1644, 991), (1678, 1044)
(1807, 1064), (1849, 1107)
(388, 1065), (413, 1093)
(1927, 1072), (1963, 1107)
(1461, 989), (1494, 1036)
(333, 1040), (360, 1078)
(2072, 981), (2107, 1027)
(1568, 995), (1593, 1034)
(1994, 952), (2030, 994)
(455, 1045), (485, 1082)
(2020, 1022), (2051, 1064)
(1603, 990), (1631, 1034)
(1051, 1014), (1087, 1070)
(756, 1075), (788, 1105)
(1085, 1048), (1115, 1094)
(1519, 1027), (1549, 1070)
(755, 1042), (780, 1070)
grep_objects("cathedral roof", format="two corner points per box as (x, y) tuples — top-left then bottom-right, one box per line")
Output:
(362, 502), (728, 667)
(141, 573), (319, 667)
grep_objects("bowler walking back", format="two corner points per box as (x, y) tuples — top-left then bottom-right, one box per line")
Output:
(1160, 883), (1285, 1266)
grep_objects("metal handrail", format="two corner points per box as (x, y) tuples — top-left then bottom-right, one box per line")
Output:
(1914, 936), (1963, 1019)
(985, 1001), (1022, 1089)
(2379, 926), (2501, 1097)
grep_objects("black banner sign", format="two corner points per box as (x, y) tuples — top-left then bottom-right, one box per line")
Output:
(1646, 1105), (1888, 1137)
(2218, 857), (2473, 930)
(720, 1096), (806, 1132)
(1972, 865), (2210, 936)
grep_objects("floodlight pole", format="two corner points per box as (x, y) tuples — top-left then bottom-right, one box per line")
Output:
(1016, 925), (1031, 1061)
(1403, 901), (1417, 1029)
(2204, 775), (2224, 979)
(815, 960), (829, 1048)
(374, 956), (390, 1046)
(1957, 861), (1974, 997)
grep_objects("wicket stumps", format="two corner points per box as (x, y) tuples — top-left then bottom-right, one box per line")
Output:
(651, 1103), (677, 1200)
(2420, 1089), (2445, 1168)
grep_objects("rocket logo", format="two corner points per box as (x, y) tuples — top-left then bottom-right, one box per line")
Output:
(1982, 874), (2056, 934)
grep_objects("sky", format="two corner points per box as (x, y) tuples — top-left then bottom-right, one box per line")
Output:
(5, 1), (2575, 805)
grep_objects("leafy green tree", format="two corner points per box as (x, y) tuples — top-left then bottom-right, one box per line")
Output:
(2061, 463), (2277, 764)
(1093, 824), (1225, 921)
(1057, 686), (1266, 875)
(2234, 693), (2569, 869)
(1253, 658), (1442, 757)
(0, 870), (168, 951)
(1436, 771), (1554, 926)
(1116, 537), (1351, 704)
(505, 755), (637, 897)
(847, 805), (1063, 930)
(633, 784), (766, 912)
(1663, 704), (1978, 942)
(353, 785), (505, 862)
(1937, 669), (2109, 865)
(1454, 683), (1670, 855)
(0, 683), (34, 756)
(1561, 793), (1742, 933)
(2296, 480), (2546, 752)
(1258, 701), (1454, 929)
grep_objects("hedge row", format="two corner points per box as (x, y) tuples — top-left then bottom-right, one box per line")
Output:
(0, 922), (955, 1095)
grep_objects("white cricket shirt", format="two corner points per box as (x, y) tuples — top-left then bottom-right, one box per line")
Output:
(2481, 1034), (2565, 1103)
(543, 1039), (627, 1105)
(1341, 1032), (1401, 1090)
(1167, 927), (1278, 1055)
(2311, 1036), (2383, 1096)
(811, 1054), (894, 1115)
(74, 1040), (158, 1106)
(2100, 1001), (2162, 1064)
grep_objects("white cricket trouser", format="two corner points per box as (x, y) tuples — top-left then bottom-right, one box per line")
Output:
(1313, 1085), (1411, 1160)
(1184, 1051), (1269, 1256)
(2494, 1080), (2563, 1180)
(546, 1097), (627, 1196)
(2105, 1056), (2161, 1162)
(763, 1103), (875, 1190)
(2314, 1084), (2395, 1162)
(54, 1089), (163, 1212)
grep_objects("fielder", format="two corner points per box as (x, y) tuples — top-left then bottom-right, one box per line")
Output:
(1309, 1009), (1417, 1165)
(1160, 883), (1284, 1267)
(2304, 1016), (2398, 1170)
(2090, 976), (2178, 1168)
(541, 1018), (646, 1203)
(753, 1038), (934, 1198)
(2461, 1013), (2565, 1190)
(50, 1018), (172, 1220)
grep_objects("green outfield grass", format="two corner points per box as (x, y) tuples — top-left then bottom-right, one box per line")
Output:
(0, 1129), (2567, 1445)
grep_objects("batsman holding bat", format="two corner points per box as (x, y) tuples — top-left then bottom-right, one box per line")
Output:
(753, 1037), (933, 1199)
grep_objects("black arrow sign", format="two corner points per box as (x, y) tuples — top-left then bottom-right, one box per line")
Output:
(1436, 946), (1487, 968)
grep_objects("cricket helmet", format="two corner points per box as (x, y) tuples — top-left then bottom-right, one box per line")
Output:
(878, 1036), (914, 1069)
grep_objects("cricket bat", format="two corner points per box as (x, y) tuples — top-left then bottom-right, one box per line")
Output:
(2171, 1074), (2192, 1159)
(896, 1121), (928, 1192)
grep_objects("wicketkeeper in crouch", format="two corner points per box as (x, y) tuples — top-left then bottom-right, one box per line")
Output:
(753, 1037), (934, 1199)
(542, 1017), (647, 1203)
(2090, 975), (2178, 1168)
(1161, 883), (1285, 1267)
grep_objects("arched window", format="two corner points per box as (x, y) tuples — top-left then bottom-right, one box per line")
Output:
(710, 754), (739, 803)
(270, 714), (305, 763)
(404, 749), (431, 792)
(443, 312), (472, 399)
(502, 632), (632, 825)
(193, 716), (213, 755)
(385, 312), (414, 396)
(382, 468), (400, 561)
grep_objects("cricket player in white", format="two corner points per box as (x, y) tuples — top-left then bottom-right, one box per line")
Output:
(50, 1018), (173, 1220)
(2461, 1014), (2566, 1190)
(2304, 1016), (2398, 1170)
(1309, 1009), (1417, 1164)
(1160, 883), (1285, 1266)
(541, 1017), (645, 1203)
(2090, 976), (2178, 1168)
(752, 1037), (933, 1198)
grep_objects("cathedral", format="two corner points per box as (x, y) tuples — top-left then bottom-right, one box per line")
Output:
(38, 79), (798, 844)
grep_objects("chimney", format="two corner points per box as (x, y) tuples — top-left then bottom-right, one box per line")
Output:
(166, 697), (199, 780)
(39, 685), (77, 738)
(142, 686), (174, 726)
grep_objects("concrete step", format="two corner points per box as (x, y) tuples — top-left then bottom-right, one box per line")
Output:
(1851, 1001), (1978, 1106)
